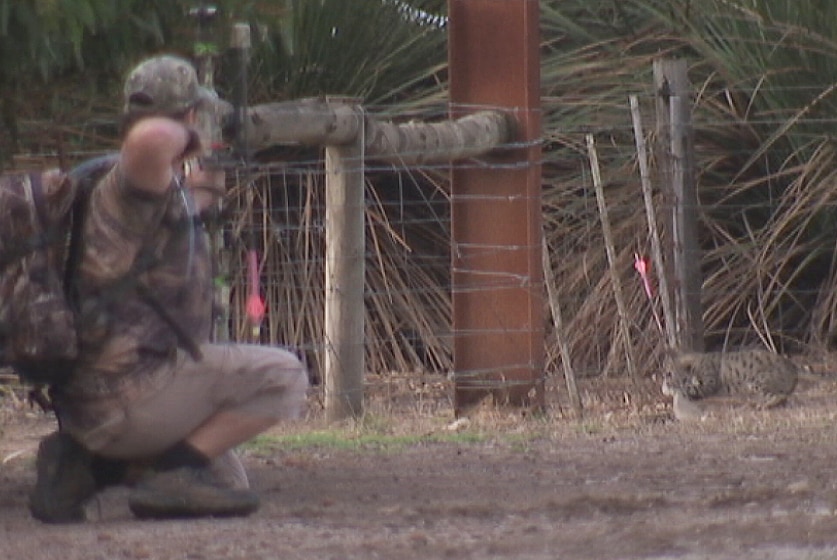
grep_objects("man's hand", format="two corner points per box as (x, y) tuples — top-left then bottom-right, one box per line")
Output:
(184, 162), (226, 210)
(122, 117), (203, 196)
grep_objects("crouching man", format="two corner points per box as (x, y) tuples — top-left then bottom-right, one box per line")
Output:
(30, 55), (308, 522)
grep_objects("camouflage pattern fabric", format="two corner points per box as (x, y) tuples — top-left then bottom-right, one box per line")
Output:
(65, 164), (213, 400)
(0, 169), (80, 383)
(123, 55), (214, 116)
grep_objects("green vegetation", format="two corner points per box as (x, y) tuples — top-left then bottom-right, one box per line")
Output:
(242, 425), (488, 454)
(0, 0), (446, 157)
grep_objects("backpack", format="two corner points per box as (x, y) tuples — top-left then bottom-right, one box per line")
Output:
(0, 154), (118, 386)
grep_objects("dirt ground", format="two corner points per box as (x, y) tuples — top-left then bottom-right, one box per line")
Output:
(4, 366), (837, 560)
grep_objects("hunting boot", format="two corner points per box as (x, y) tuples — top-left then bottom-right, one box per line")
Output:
(128, 465), (260, 519)
(209, 449), (250, 490)
(29, 431), (98, 523)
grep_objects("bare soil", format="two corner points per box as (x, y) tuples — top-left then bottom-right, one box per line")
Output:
(3, 367), (837, 560)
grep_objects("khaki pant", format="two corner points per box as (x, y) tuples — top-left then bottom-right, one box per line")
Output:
(59, 343), (308, 459)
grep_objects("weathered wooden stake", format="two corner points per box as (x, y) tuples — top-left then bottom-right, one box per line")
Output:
(586, 134), (638, 381)
(653, 58), (704, 352)
(629, 94), (677, 350)
(324, 109), (365, 421)
(541, 231), (583, 418)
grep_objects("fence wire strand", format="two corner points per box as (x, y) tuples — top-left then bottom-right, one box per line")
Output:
(6, 88), (837, 407)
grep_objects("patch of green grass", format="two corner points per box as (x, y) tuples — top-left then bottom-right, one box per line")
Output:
(241, 411), (527, 456)
(240, 414), (569, 457)
(577, 421), (606, 435)
(242, 428), (491, 455)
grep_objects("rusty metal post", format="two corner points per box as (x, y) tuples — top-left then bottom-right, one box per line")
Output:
(448, 0), (544, 413)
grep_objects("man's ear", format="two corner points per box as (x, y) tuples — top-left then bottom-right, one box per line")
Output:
(185, 107), (199, 125)
(181, 127), (202, 159)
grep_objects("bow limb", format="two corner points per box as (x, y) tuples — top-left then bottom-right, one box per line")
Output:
(190, 4), (233, 342)
(230, 23), (264, 342)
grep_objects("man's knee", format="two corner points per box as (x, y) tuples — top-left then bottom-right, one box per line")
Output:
(282, 352), (309, 406)
(258, 349), (309, 419)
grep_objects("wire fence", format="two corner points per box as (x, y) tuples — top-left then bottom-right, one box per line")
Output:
(6, 84), (837, 411)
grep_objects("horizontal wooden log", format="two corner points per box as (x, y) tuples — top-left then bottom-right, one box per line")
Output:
(225, 98), (361, 147)
(219, 98), (511, 164)
(365, 110), (510, 165)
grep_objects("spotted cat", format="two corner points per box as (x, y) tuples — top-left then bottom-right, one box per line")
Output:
(662, 349), (799, 409)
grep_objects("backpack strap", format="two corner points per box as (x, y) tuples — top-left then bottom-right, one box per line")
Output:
(63, 154), (119, 305)
(65, 158), (203, 363)
(64, 172), (95, 299)
(136, 283), (203, 361)
(28, 171), (49, 232)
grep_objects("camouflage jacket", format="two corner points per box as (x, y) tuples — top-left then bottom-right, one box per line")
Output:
(62, 162), (213, 399)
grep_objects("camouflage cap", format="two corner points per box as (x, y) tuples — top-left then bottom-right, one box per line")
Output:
(123, 55), (214, 116)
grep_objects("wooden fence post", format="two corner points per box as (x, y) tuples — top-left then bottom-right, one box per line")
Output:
(222, 93), (512, 420)
(234, 98), (510, 420)
(324, 107), (366, 421)
(653, 58), (704, 352)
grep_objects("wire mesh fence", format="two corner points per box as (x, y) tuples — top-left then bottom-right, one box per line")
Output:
(6, 82), (837, 412)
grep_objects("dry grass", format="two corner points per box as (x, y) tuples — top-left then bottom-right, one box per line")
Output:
(270, 350), (837, 445)
(3, 350), (837, 461)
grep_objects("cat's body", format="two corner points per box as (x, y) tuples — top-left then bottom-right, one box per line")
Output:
(662, 349), (799, 409)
